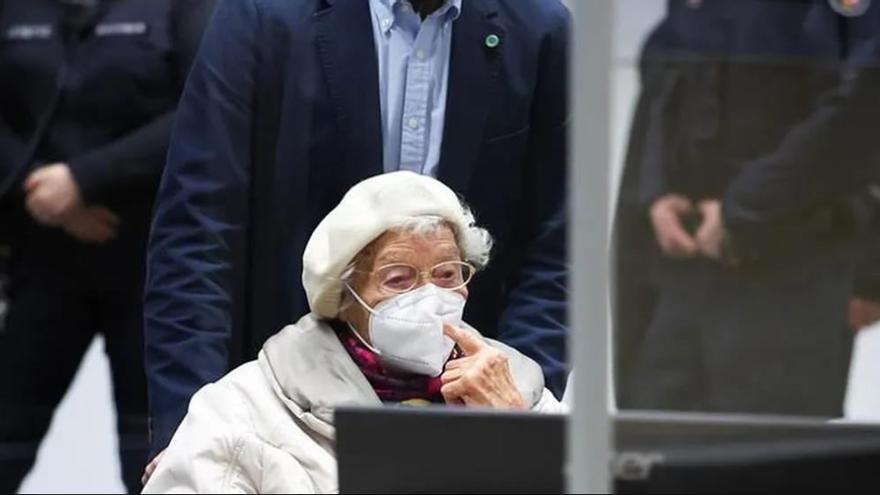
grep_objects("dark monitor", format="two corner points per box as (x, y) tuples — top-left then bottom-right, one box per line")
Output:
(335, 407), (880, 494)
(336, 407), (565, 494)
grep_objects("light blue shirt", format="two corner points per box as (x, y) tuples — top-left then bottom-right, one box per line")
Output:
(369, 0), (462, 177)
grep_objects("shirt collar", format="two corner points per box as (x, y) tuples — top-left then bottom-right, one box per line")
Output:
(371, 0), (463, 35)
(434, 0), (463, 22)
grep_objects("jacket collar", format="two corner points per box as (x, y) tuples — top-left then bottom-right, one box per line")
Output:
(259, 313), (547, 435)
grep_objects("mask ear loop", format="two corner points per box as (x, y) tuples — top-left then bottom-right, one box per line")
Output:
(343, 284), (383, 355)
(346, 321), (383, 356)
(344, 283), (379, 317)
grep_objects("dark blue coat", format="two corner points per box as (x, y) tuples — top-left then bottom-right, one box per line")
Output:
(144, 0), (570, 451)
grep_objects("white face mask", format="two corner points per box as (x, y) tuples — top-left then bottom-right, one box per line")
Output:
(346, 283), (466, 377)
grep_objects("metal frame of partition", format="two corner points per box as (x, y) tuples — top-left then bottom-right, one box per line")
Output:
(569, 1), (614, 493)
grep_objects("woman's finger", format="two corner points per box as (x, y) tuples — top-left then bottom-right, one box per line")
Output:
(441, 368), (463, 384)
(441, 380), (468, 403)
(443, 324), (485, 356)
(443, 356), (474, 371)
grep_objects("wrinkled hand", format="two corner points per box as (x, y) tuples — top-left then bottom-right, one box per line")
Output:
(24, 163), (82, 226)
(650, 194), (699, 258)
(849, 298), (880, 333)
(440, 324), (526, 410)
(695, 199), (724, 260)
(61, 206), (120, 244)
(142, 450), (166, 487)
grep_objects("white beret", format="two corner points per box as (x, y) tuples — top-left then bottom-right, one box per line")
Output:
(302, 171), (472, 319)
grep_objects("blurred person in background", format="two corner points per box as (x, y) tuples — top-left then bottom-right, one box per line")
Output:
(142, 0), (570, 463)
(617, 0), (880, 417)
(0, 0), (214, 492)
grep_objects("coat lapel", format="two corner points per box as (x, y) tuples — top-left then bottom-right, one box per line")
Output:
(314, 0), (384, 182)
(437, 0), (504, 194)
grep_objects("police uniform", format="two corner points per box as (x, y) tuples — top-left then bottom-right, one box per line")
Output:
(619, 0), (880, 416)
(0, 0), (213, 491)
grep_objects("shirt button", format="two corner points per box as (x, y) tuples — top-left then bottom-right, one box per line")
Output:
(408, 118), (420, 130)
(415, 49), (427, 60)
(383, 18), (392, 29)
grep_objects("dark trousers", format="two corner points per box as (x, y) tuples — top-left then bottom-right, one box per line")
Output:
(0, 272), (148, 494)
(630, 244), (855, 417)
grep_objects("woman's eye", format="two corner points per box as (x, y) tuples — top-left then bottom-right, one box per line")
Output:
(385, 275), (412, 287)
(435, 269), (456, 280)
(380, 267), (417, 290)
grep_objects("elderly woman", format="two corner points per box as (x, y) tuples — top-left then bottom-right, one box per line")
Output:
(143, 172), (564, 494)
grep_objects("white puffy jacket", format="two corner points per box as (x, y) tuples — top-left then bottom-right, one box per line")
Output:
(143, 314), (564, 494)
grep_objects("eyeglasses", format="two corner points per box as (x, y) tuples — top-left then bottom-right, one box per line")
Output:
(357, 261), (476, 294)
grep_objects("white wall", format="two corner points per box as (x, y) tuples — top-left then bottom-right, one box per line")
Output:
(19, 338), (125, 494)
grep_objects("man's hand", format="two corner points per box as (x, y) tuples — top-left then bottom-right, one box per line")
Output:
(24, 163), (82, 226)
(849, 298), (880, 332)
(440, 324), (526, 410)
(650, 194), (699, 258)
(62, 207), (120, 244)
(142, 450), (166, 487)
(695, 199), (724, 260)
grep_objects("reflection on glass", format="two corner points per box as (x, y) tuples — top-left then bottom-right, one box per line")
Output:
(614, 0), (880, 419)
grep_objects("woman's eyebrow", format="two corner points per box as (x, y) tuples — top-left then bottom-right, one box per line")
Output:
(435, 245), (462, 258)
(375, 250), (411, 265)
